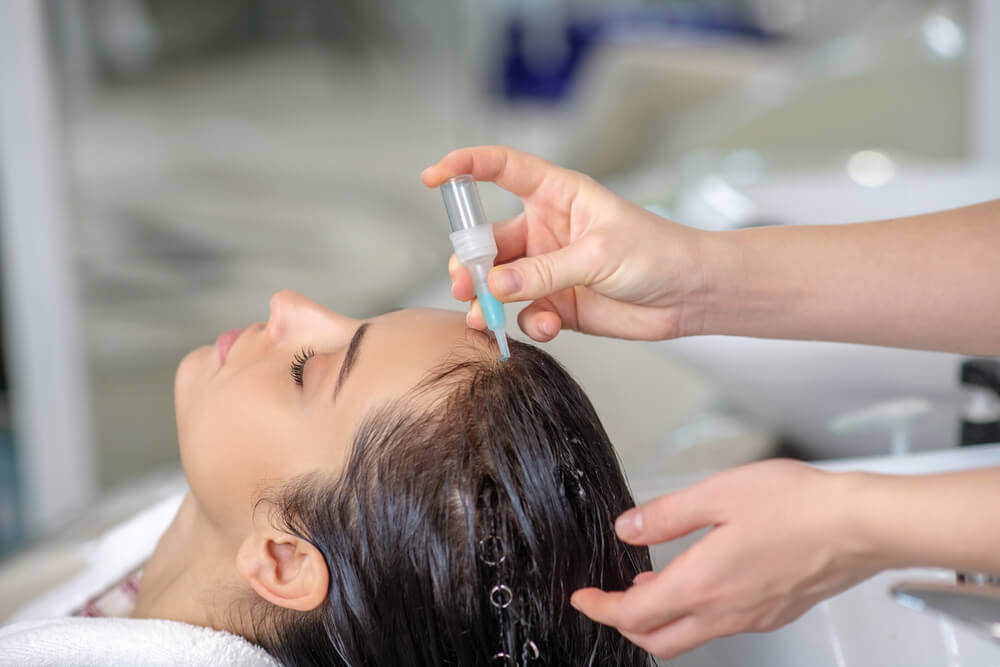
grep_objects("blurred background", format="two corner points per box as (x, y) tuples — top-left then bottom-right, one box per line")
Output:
(0, 0), (998, 616)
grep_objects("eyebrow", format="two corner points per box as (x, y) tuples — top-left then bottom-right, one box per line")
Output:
(333, 322), (370, 401)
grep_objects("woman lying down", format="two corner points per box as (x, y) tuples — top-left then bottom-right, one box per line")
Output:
(10, 290), (653, 666)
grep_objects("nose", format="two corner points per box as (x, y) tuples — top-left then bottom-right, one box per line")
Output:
(265, 290), (357, 345)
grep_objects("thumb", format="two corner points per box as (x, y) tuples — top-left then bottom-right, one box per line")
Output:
(488, 242), (595, 302)
(615, 488), (718, 546)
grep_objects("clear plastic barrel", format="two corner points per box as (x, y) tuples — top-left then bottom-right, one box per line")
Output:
(440, 175), (487, 233)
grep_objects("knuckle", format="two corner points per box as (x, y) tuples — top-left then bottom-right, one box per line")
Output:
(568, 169), (598, 189)
(679, 577), (713, 610)
(748, 605), (789, 634)
(530, 254), (558, 291)
(648, 638), (681, 660)
(746, 613), (774, 634)
(648, 622), (700, 660)
(616, 608), (647, 634)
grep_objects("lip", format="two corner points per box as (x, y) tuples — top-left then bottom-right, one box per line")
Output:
(216, 328), (245, 365)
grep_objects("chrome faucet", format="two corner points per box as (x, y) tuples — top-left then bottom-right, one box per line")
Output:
(892, 579), (1000, 643)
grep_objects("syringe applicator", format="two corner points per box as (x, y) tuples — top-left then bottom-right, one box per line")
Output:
(439, 175), (510, 361)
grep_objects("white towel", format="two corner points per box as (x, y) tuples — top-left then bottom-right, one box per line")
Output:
(0, 616), (279, 666)
(2, 486), (278, 665)
(8, 488), (186, 623)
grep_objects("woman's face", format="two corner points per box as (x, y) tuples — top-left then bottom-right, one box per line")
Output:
(174, 290), (486, 542)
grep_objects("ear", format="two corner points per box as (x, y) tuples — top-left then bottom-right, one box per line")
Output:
(236, 528), (329, 612)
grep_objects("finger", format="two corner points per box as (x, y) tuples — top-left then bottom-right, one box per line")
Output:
(449, 254), (475, 302)
(572, 291), (679, 342)
(614, 486), (719, 546)
(620, 614), (714, 661)
(422, 145), (562, 198)
(517, 299), (562, 342)
(571, 580), (685, 634)
(570, 588), (627, 628)
(487, 239), (599, 302)
(466, 298), (487, 331)
(573, 571), (687, 634)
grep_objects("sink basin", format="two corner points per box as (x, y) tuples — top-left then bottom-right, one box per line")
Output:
(656, 162), (1000, 459)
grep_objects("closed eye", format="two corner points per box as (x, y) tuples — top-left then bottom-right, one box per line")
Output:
(289, 346), (315, 387)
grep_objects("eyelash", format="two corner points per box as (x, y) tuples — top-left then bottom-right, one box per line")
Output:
(289, 347), (316, 387)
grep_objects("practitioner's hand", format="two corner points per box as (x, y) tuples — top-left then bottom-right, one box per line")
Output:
(422, 146), (708, 342)
(570, 460), (880, 660)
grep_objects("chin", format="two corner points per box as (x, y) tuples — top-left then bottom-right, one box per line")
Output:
(174, 345), (213, 425)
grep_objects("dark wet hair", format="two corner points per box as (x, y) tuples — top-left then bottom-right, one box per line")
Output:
(248, 339), (652, 666)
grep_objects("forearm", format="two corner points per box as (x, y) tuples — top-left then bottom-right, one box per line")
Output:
(698, 199), (1000, 354)
(844, 467), (1000, 574)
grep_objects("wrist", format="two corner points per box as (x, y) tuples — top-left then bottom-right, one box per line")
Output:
(684, 229), (746, 338)
(674, 228), (729, 338)
(692, 227), (810, 339)
(836, 471), (913, 572)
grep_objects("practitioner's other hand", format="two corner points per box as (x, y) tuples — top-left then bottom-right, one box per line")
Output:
(570, 459), (880, 660)
(422, 146), (708, 342)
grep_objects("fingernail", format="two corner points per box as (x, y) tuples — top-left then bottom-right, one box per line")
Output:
(569, 595), (581, 611)
(491, 269), (522, 296)
(538, 320), (553, 338)
(615, 509), (642, 539)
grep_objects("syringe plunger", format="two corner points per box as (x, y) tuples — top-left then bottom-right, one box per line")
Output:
(441, 174), (487, 233)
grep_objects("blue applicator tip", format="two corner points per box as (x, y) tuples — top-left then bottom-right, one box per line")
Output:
(493, 329), (510, 361)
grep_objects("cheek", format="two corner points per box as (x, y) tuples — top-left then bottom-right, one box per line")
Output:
(175, 367), (290, 531)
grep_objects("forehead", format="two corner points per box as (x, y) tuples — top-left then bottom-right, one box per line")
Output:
(371, 307), (491, 359)
(328, 307), (491, 424)
(280, 307), (495, 483)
